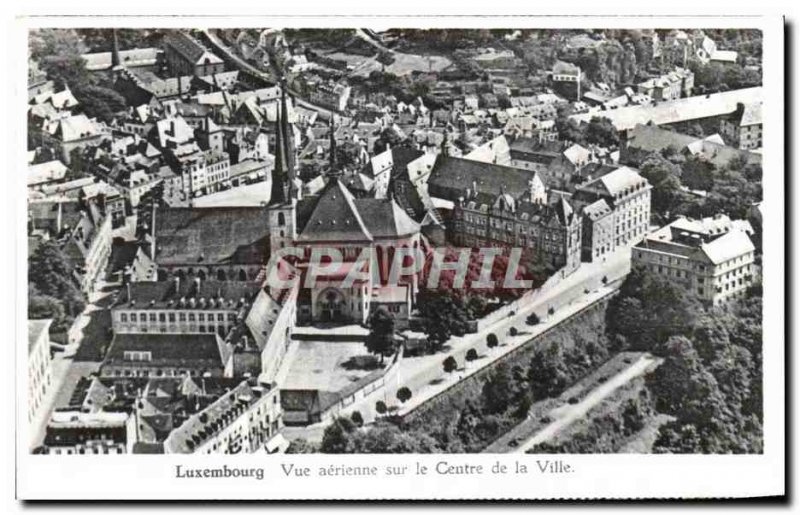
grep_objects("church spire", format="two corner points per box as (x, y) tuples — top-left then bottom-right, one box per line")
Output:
(269, 92), (288, 206)
(328, 115), (340, 177)
(111, 28), (121, 69)
(269, 78), (300, 206)
(280, 79), (300, 200)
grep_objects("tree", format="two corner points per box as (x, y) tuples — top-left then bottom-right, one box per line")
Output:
(320, 417), (356, 453)
(28, 293), (68, 334)
(442, 356), (458, 374)
(350, 411), (364, 427)
(28, 241), (86, 318)
(365, 307), (396, 364)
(607, 267), (703, 353)
(75, 86), (127, 123)
(375, 400), (387, 416)
(639, 152), (684, 218)
(481, 363), (513, 415)
(585, 117), (620, 148)
(396, 387), (412, 404)
(528, 345), (569, 400)
(285, 438), (317, 454)
(486, 333), (499, 349)
(526, 313), (540, 325)
(465, 348), (478, 365)
(682, 155), (716, 192)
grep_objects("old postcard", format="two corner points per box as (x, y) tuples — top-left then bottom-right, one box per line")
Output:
(14, 14), (785, 500)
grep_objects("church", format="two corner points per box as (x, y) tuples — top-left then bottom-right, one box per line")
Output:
(265, 85), (426, 328)
(149, 82), (426, 328)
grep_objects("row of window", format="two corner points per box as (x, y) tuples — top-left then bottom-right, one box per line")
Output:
(119, 311), (235, 323)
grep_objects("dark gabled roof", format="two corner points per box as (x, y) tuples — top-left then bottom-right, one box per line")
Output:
(116, 280), (262, 310)
(155, 206), (271, 266)
(164, 31), (222, 66)
(103, 333), (230, 369)
(427, 155), (540, 202)
(352, 198), (421, 239)
(296, 180), (372, 243)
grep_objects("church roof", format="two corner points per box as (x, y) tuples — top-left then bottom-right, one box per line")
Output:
(296, 180), (372, 243)
(353, 198), (421, 239)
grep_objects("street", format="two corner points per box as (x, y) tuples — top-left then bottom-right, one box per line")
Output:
(289, 245), (632, 440)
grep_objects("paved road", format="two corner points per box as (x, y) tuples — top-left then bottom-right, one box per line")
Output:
(514, 354), (657, 454)
(288, 246), (633, 441)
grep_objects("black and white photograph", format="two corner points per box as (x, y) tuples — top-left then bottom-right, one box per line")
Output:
(13, 13), (785, 501)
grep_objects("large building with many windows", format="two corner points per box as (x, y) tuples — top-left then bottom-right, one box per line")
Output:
(572, 166), (652, 257)
(632, 215), (756, 306)
(28, 320), (53, 433)
(111, 279), (262, 336)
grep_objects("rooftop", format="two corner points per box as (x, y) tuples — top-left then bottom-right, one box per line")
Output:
(154, 206), (271, 266)
(116, 280), (262, 310)
(569, 87), (763, 131)
(103, 333), (231, 370)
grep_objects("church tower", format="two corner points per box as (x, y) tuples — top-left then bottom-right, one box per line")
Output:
(267, 80), (300, 252)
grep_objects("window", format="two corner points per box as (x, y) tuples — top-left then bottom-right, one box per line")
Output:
(120, 313), (128, 323)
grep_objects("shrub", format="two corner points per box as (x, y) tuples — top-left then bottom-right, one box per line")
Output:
(350, 411), (364, 427)
(375, 400), (387, 415)
(509, 327), (518, 337)
(486, 333), (499, 348)
(526, 313), (540, 325)
(443, 356), (458, 374)
(397, 387), (412, 404)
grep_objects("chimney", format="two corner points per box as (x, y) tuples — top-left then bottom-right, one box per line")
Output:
(193, 276), (201, 293)
(173, 275), (180, 295)
(126, 282), (132, 304)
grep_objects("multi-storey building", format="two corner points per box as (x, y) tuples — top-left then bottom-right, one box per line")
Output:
(637, 68), (694, 101)
(100, 332), (234, 379)
(37, 114), (112, 164)
(572, 166), (652, 253)
(580, 198), (615, 262)
(452, 191), (582, 274)
(720, 102), (763, 150)
(111, 279), (262, 336)
(42, 411), (131, 455)
(632, 215), (756, 306)
(309, 82), (351, 112)
(28, 320), (53, 431)
(163, 380), (282, 454)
